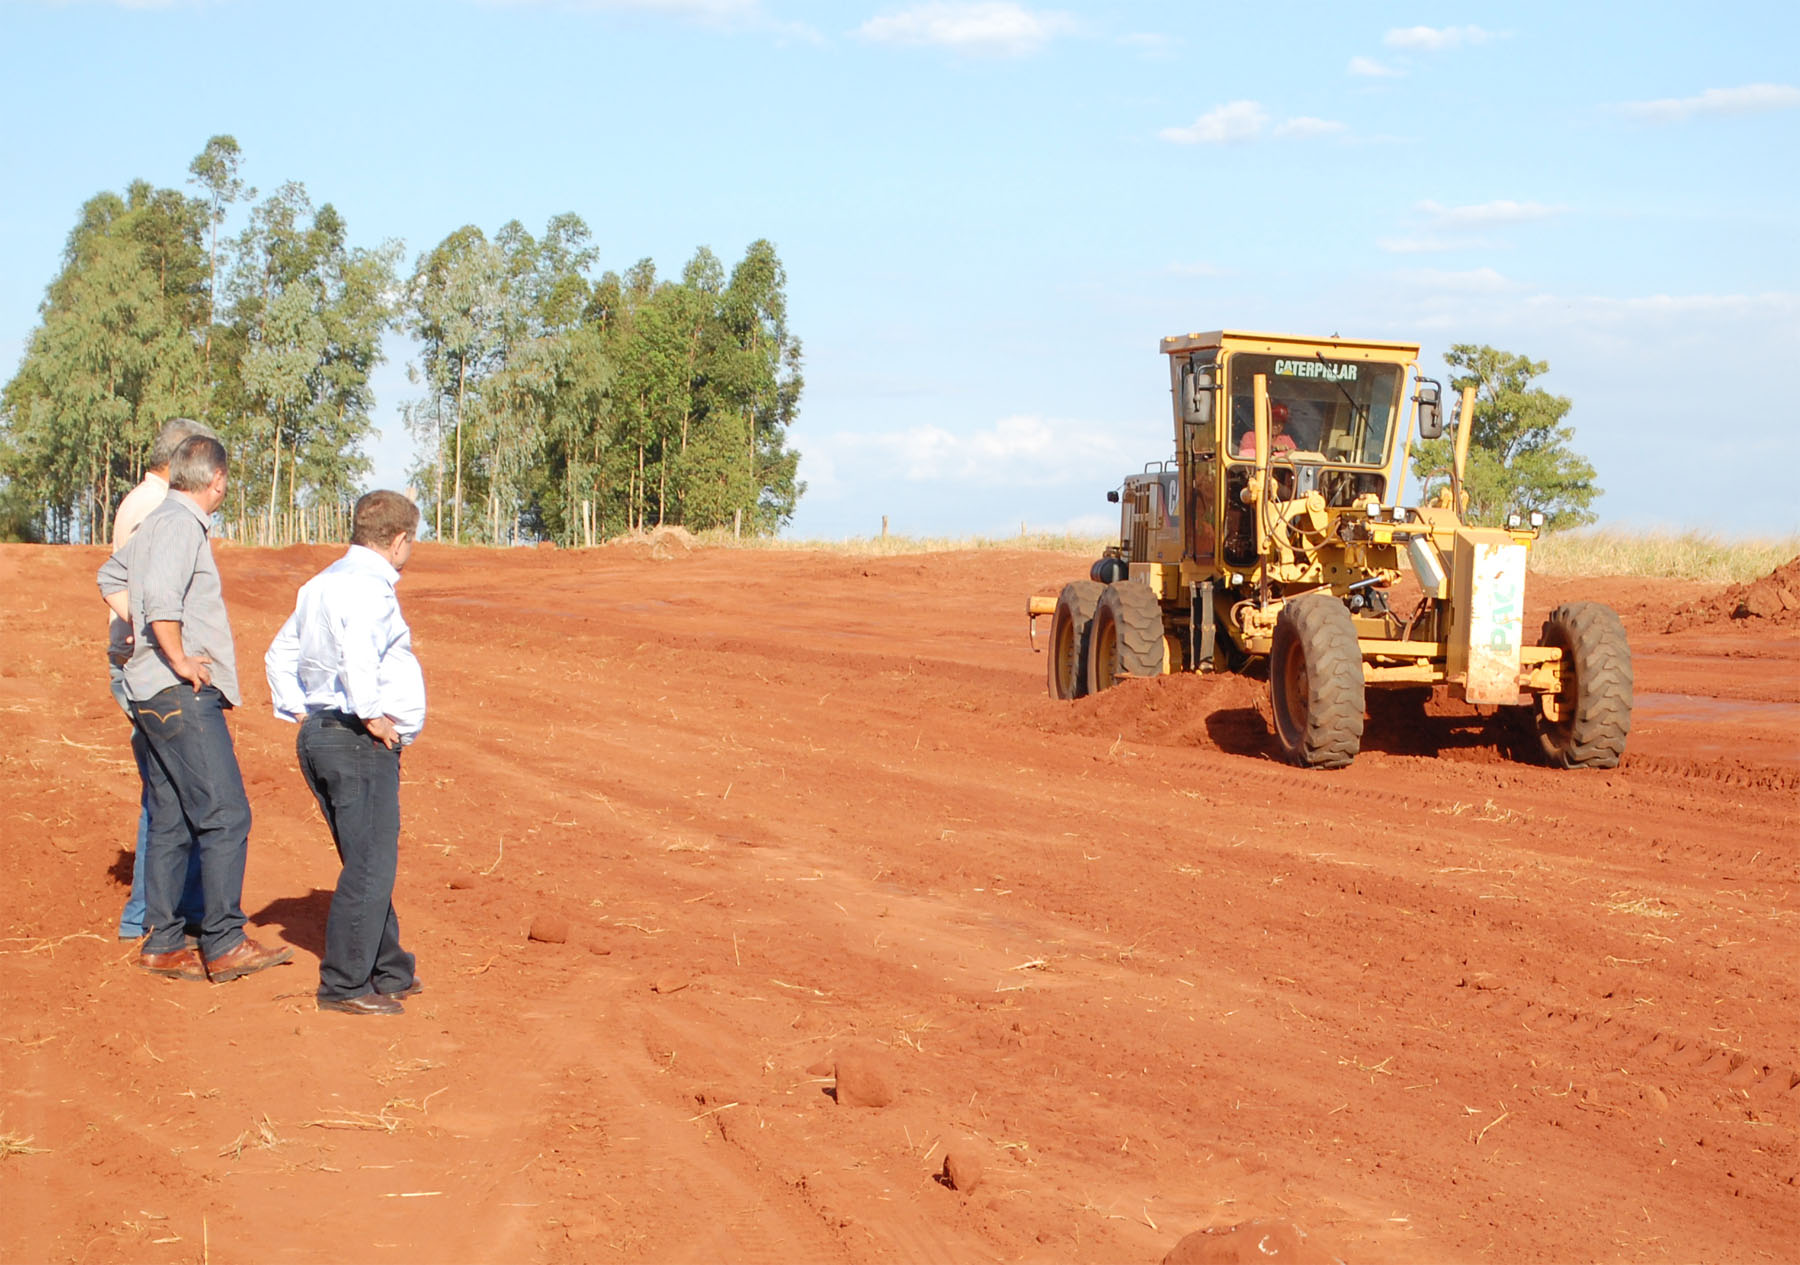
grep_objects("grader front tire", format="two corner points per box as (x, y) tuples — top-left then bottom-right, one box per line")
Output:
(1534, 601), (1632, 768)
(1047, 581), (1105, 700)
(1269, 596), (1365, 769)
(1086, 581), (1167, 694)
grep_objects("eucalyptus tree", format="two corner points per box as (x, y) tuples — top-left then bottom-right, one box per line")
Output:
(187, 135), (251, 374)
(406, 226), (508, 541)
(226, 183), (397, 540)
(0, 183), (208, 541)
(715, 239), (804, 533)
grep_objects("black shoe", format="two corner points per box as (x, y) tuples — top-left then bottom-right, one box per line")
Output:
(318, 993), (404, 1016)
(379, 977), (424, 999)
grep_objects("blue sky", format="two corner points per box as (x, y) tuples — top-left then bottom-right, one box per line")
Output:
(2, 0), (1796, 538)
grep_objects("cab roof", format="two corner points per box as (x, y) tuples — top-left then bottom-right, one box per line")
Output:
(1160, 329), (1420, 358)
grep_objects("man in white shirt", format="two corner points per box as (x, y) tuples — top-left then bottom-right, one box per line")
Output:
(265, 490), (426, 1016)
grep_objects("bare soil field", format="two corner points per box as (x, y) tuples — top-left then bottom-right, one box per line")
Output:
(2, 541), (1795, 1264)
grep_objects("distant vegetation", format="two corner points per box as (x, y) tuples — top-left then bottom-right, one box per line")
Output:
(0, 136), (803, 546)
(708, 529), (1113, 556)
(1528, 529), (1798, 583)
(692, 527), (1795, 583)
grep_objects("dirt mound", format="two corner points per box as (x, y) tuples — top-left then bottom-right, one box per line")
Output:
(1664, 555), (1800, 632)
(1036, 671), (1270, 753)
(1163, 1219), (1345, 1265)
(603, 524), (700, 560)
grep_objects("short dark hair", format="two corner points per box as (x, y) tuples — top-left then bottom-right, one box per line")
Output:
(167, 435), (229, 492)
(351, 490), (420, 548)
(148, 418), (219, 471)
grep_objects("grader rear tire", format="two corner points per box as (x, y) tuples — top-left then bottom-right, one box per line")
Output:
(1086, 581), (1167, 694)
(1533, 601), (1632, 768)
(1047, 581), (1104, 700)
(1269, 595), (1365, 769)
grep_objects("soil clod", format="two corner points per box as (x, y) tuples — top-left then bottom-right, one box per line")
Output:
(832, 1046), (895, 1108)
(527, 914), (570, 944)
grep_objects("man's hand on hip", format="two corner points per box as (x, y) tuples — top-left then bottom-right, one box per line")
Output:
(366, 715), (401, 750)
(172, 653), (213, 689)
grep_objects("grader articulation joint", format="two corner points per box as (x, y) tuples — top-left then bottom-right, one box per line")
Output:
(1027, 329), (1632, 769)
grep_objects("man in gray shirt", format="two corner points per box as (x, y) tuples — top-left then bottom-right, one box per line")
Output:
(97, 435), (292, 984)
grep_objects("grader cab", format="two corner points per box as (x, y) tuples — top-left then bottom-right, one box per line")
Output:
(1029, 329), (1631, 769)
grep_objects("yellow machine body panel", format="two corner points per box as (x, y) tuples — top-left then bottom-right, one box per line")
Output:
(1447, 528), (1530, 704)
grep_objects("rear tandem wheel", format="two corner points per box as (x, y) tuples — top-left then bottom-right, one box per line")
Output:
(1047, 581), (1104, 700)
(1086, 581), (1167, 694)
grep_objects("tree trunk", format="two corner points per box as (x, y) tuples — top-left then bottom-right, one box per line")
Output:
(204, 216), (216, 376)
(453, 359), (467, 543)
(266, 425), (282, 546)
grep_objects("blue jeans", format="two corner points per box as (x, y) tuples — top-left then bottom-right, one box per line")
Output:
(132, 684), (251, 959)
(298, 711), (415, 1001)
(118, 723), (205, 938)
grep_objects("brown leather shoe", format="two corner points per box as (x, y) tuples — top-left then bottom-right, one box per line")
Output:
(139, 947), (207, 980)
(379, 977), (423, 999)
(205, 935), (294, 983)
(318, 993), (404, 1016)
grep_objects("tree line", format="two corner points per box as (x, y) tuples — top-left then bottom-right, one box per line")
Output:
(0, 136), (804, 545)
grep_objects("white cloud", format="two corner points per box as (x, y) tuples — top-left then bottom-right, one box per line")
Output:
(855, 3), (1077, 57)
(1160, 100), (1267, 144)
(1523, 290), (1800, 323)
(1616, 82), (1800, 123)
(1418, 199), (1567, 228)
(1160, 103), (1345, 144)
(478, 0), (821, 37)
(1040, 511), (1117, 537)
(818, 414), (1140, 487)
(1348, 55), (1402, 78)
(1383, 24), (1494, 52)
(1274, 116), (1347, 138)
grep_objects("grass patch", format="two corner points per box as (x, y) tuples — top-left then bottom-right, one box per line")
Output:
(1529, 529), (1799, 583)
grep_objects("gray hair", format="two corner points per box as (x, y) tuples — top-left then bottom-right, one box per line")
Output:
(167, 435), (229, 493)
(148, 417), (219, 471)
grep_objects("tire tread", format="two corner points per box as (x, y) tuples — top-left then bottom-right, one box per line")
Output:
(1270, 595), (1365, 769)
(1537, 601), (1632, 768)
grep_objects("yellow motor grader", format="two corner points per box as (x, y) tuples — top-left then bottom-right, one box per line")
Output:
(1028, 329), (1631, 769)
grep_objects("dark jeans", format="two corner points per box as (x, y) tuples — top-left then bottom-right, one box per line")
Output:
(131, 684), (250, 959)
(121, 724), (205, 936)
(298, 711), (415, 1001)
(110, 666), (204, 935)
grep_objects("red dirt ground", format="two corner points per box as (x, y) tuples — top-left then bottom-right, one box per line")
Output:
(1, 542), (1795, 1264)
